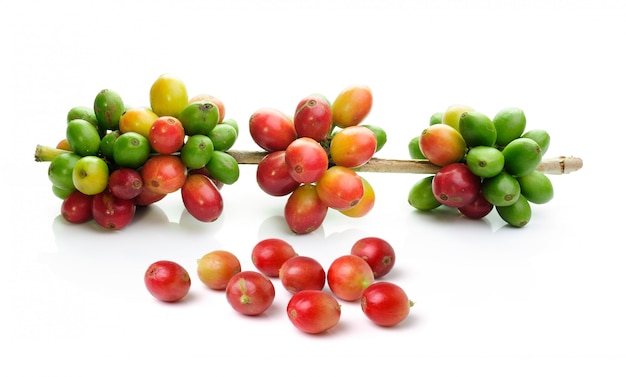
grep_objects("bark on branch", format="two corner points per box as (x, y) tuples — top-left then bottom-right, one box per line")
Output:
(35, 145), (583, 175)
(227, 150), (583, 175)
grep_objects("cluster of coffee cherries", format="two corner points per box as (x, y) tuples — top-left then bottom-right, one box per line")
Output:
(37, 74), (240, 230)
(248, 85), (387, 234)
(407, 104), (554, 227)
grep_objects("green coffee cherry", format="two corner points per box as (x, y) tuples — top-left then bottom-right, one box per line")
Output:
(221, 118), (239, 136)
(517, 170), (554, 204)
(465, 146), (504, 178)
(178, 101), (219, 136)
(458, 111), (497, 147)
(502, 137), (542, 177)
(429, 112), (443, 126)
(66, 119), (101, 157)
(48, 152), (81, 191)
(67, 105), (103, 137)
(361, 124), (387, 152)
(94, 88), (124, 131)
(493, 107), (526, 147)
(205, 150), (240, 185)
(482, 171), (521, 207)
(113, 132), (150, 169)
(407, 175), (441, 211)
(181, 134), (214, 169)
(209, 123), (238, 151)
(408, 136), (426, 159)
(521, 129), (550, 156)
(496, 195), (532, 228)
(99, 131), (119, 161)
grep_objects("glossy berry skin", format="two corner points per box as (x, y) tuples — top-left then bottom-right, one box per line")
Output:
(327, 254), (375, 302)
(188, 93), (226, 124)
(331, 84), (373, 128)
(108, 168), (143, 200)
(187, 167), (224, 190)
(293, 93), (333, 141)
(329, 126), (377, 168)
(407, 175), (441, 211)
(339, 176), (375, 218)
(284, 137), (329, 184)
(225, 271), (275, 316)
(144, 260), (191, 303)
(432, 163), (481, 208)
(112, 132), (150, 169)
(118, 107), (158, 139)
(458, 192), (493, 219)
(141, 155), (187, 195)
(315, 166), (364, 210)
(134, 186), (166, 206)
(256, 151), (300, 197)
(181, 173), (224, 222)
(91, 188), (136, 230)
(287, 290), (341, 334)
(361, 281), (412, 327)
(61, 190), (93, 224)
(149, 116), (185, 154)
(48, 152), (81, 191)
(249, 107), (297, 152)
(72, 155), (109, 195)
(284, 184), (328, 234)
(149, 73), (188, 118)
(279, 255), (326, 293)
(419, 124), (467, 167)
(350, 237), (396, 278)
(197, 250), (241, 290)
(251, 238), (297, 277)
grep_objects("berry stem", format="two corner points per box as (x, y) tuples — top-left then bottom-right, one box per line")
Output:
(34, 144), (70, 162)
(227, 150), (582, 175)
(33, 145), (583, 175)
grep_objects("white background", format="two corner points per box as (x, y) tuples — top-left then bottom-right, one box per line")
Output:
(3, 0), (625, 375)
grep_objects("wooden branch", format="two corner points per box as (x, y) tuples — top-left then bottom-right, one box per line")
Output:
(227, 150), (583, 175)
(35, 145), (583, 175)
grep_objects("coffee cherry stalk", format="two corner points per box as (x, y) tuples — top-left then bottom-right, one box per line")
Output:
(34, 78), (582, 232)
